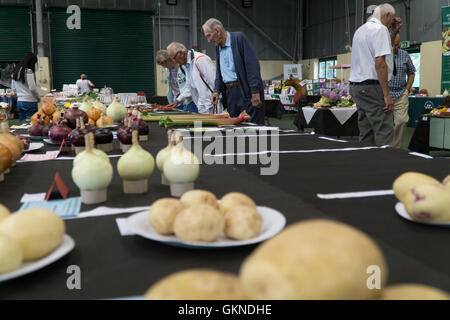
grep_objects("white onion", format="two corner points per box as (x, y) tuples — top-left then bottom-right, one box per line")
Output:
(156, 129), (174, 172)
(79, 97), (93, 114)
(107, 97), (127, 122)
(71, 133), (113, 190)
(163, 134), (199, 184)
(118, 131), (155, 180)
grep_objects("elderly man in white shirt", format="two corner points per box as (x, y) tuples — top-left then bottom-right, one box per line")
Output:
(349, 3), (402, 146)
(167, 42), (216, 114)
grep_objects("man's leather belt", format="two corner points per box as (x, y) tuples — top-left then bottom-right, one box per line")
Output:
(225, 81), (238, 88)
(350, 80), (379, 86)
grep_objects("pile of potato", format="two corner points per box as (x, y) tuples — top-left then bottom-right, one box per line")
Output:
(148, 190), (262, 242)
(144, 219), (449, 300)
(0, 205), (65, 274)
(393, 172), (450, 223)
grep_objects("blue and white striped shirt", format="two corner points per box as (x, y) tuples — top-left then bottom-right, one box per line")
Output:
(389, 48), (416, 100)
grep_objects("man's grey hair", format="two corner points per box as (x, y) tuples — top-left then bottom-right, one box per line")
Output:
(202, 18), (224, 32)
(372, 3), (395, 20)
(155, 50), (171, 66)
(167, 42), (187, 55)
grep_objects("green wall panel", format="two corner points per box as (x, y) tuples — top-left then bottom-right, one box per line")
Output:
(50, 9), (154, 96)
(0, 7), (32, 61)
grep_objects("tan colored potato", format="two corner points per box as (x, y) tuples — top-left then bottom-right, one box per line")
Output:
(0, 232), (22, 274)
(0, 204), (10, 222)
(393, 172), (440, 202)
(224, 206), (262, 240)
(144, 269), (247, 300)
(180, 190), (219, 209)
(173, 205), (224, 242)
(0, 208), (65, 261)
(408, 184), (450, 223)
(239, 219), (388, 300)
(149, 198), (185, 235)
(380, 284), (449, 300)
(220, 192), (256, 215)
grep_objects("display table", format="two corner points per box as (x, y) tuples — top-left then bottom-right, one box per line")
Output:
(429, 117), (450, 149)
(264, 99), (284, 119)
(408, 97), (443, 127)
(1, 123), (450, 299)
(294, 106), (359, 137)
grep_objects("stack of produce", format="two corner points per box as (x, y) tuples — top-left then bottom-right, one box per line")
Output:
(30, 100), (67, 126)
(117, 130), (155, 194)
(72, 133), (113, 204)
(148, 190), (262, 242)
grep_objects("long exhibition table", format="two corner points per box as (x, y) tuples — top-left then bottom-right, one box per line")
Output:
(0, 123), (449, 299)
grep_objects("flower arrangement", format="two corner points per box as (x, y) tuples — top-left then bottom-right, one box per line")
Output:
(313, 87), (355, 108)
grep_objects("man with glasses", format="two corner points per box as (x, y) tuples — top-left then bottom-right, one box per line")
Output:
(389, 33), (415, 148)
(167, 42), (216, 114)
(202, 18), (265, 125)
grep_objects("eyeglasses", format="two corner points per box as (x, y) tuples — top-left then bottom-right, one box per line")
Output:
(170, 51), (182, 60)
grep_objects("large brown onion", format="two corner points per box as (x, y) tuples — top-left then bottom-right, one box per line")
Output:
(0, 143), (13, 173)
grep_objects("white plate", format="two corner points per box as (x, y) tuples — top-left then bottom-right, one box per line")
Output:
(0, 235), (75, 282)
(126, 206), (286, 248)
(22, 142), (44, 153)
(43, 138), (70, 145)
(20, 134), (46, 141)
(395, 202), (450, 227)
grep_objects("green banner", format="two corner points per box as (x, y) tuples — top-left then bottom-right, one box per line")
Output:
(442, 6), (450, 93)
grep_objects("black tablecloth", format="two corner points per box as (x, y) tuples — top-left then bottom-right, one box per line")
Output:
(264, 100), (284, 119)
(294, 107), (360, 137)
(1, 124), (449, 299)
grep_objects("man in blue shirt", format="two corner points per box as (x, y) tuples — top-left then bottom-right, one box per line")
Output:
(389, 33), (416, 148)
(202, 18), (265, 124)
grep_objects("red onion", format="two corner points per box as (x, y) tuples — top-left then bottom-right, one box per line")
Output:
(68, 119), (89, 146)
(64, 106), (88, 129)
(133, 116), (149, 136)
(49, 121), (72, 143)
(28, 114), (44, 136)
(118, 120), (132, 145)
(41, 116), (54, 137)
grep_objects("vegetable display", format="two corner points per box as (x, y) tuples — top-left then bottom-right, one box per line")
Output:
(159, 111), (251, 128)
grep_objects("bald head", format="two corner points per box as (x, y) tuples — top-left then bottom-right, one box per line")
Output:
(167, 42), (188, 65)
